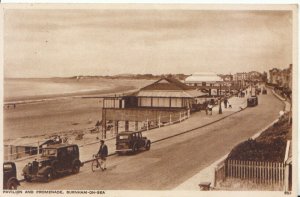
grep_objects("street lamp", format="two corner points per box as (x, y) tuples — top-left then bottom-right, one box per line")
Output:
(219, 84), (222, 114)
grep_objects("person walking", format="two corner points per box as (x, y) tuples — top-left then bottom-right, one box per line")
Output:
(207, 103), (213, 115)
(223, 97), (228, 108)
(97, 140), (108, 171)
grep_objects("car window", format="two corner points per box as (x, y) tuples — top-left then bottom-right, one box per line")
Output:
(3, 163), (12, 172)
(119, 135), (129, 140)
(67, 146), (74, 155)
(58, 149), (67, 158)
(132, 133), (137, 139)
(42, 148), (57, 157)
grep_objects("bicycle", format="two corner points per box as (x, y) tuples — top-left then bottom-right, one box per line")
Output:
(91, 154), (104, 172)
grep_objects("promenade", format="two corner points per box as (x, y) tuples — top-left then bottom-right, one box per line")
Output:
(14, 95), (247, 180)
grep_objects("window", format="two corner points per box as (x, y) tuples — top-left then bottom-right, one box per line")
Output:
(67, 146), (74, 154)
(119, 135), (129, 140)
(3, 163), (12, 172)
(42, 148), (57, 157)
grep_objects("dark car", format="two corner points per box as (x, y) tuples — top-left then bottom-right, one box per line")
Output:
(262, 88), (267, 94)
(22, 144), (81, 182)
(116, 131), (151, 155)
(3, 162), (20, 190)
(247, 96), (258, 107)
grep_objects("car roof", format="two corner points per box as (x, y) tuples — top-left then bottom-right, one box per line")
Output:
(3, 162), (15, 165)
(44, 143), (78, 149)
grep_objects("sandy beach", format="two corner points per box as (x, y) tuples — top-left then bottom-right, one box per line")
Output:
(3, 78), (154, 141)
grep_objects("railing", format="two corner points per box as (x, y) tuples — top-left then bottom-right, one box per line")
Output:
(214, 161), (226, 187)
(4, 109), (191, 161)
(226, 160), (285, 188)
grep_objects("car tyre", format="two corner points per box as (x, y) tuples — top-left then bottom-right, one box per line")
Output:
(7, 179), (18, 190)
(24, 175), (32, 182)
(72, 162), (80, 174)
(44, 169), (53, 182)
(132, 144), (138, 154)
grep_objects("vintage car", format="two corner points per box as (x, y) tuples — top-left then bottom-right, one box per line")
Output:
(22, 144), (82, 182)
(262, 88), (267, 94)
(247, 96), (258, 107)
(116, 131), (151, 155)
(3, 162), (20, 190)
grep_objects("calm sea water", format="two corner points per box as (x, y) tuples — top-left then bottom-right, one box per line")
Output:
(4, 78), (153, 102)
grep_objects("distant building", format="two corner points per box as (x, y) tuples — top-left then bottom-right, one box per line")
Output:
(184, 72), (223, 87)
(233, 72), (249, 82)
(219, 74), (233, 82)
(232, 72), (250, 89)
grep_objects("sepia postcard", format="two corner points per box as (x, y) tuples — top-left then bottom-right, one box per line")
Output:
(0, 3), (298, 197)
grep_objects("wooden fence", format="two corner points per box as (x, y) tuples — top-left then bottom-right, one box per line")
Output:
(226, 160), (285, 186)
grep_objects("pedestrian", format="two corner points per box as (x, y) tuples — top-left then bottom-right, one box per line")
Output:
(97, 140), (108, 171)
(224, 97), (228, 108)
(207, 103), (213, 115)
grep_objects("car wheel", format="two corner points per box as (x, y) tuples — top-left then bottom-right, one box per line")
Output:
(145, 142), (151, 151)
(24, 175), (32, 182)
(44, 169), (53, 182)
(72, 162), (80, 174)
(7, 180), (18, 190)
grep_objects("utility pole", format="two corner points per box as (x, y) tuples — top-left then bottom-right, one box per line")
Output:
(219, 84), (222, 114)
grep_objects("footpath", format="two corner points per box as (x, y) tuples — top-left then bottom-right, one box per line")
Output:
(174, 86), (288, 190)
(14, 96), (247, 181)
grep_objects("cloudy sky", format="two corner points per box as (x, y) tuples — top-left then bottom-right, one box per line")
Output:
(4, 9), (293, 78)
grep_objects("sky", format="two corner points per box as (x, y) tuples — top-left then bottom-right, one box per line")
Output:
(4, 8), (293, 78)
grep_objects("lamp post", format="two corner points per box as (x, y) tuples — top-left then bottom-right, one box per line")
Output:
(219, 84), (222, 114)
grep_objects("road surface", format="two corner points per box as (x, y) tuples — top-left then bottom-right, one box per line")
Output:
(19, 92), (283, 190)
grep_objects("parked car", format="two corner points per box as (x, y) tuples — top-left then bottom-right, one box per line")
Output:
(3, 162), (20, 189)
(262, 88), (267, 94)
(22, 144), (82, 182)
(247, 96), (258, 107)
(116, 131), (151, 155)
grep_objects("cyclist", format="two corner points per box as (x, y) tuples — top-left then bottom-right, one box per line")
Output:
(97, 140), (108, 171)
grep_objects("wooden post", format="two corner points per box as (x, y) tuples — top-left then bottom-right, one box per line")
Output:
(267, 162), (269, 184)
(158, 115), (161, 128)
(146, 118), (149, 130)
(228, 160), (231, 177)
(179, 112), (181, 122)
(254, 161), (256, 183)
(169, 114), (172, 125)
(281, 163), (284, 189)
(125, 120), (129, 132)
(115, 120), (119, 136)
(37, 141), (40, 155)
(233, 160), (236, 178)
(135, 121), (138, 131)
(213, 167), (217, 188)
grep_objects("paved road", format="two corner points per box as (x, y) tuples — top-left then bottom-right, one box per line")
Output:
(19, 92), (284, 190)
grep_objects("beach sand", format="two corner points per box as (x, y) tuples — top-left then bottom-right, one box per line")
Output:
(3, 78), (154, 142)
